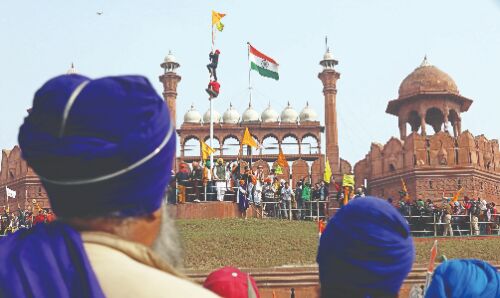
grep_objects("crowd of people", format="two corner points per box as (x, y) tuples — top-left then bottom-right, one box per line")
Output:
(396, 197), (499, 236)
(173, 159), (331, 219)
(0, 206), (55, 235)
(0, 74), (499, 297)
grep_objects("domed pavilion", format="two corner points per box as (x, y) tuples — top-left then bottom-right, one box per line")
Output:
(354, 57), (500, 204)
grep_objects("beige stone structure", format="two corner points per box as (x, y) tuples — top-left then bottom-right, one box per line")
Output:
(354, 57), (500, 203)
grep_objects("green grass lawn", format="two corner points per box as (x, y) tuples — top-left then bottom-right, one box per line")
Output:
(176, 219), (500, 270)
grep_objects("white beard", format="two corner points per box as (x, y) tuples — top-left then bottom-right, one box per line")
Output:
(152, 204), (183, 269)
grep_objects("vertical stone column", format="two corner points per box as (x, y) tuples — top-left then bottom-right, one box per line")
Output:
(318, 69), (341, 176)
(159, 55), (181, 171)
(419, 111), (427, 136)
(159, 72), (181, 126)
(399, 118), (407, 140)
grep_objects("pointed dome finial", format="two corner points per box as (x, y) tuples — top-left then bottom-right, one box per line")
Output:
(420, 55), (431, 67)
(67, 62), (77, 74)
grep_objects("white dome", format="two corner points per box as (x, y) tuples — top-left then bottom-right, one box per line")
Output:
(280, 102), (299, 123)
(242, 104), (260, 123)
(203, 108), (221, 124)
(223, 103), (240, 124)
(164, 51), (177, 64)
(261, 103), (279, 123)
(323, 50), (334, 61)
(183, 104), (202, 124)
(299, 102), (318, 122)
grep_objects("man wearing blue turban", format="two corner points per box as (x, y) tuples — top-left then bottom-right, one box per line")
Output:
(317, 196), (415, 298)
(425, 259), (500, 297)
(0, 74), (217, 297)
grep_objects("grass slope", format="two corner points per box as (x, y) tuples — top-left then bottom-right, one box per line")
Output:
(176, 219), (500, 270)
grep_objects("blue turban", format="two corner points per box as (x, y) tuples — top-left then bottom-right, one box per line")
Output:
(425, 259), (500, 298)
(317, 197), (415, 297)
(18, 74), (175, 217)
(0, 74), (175, 296)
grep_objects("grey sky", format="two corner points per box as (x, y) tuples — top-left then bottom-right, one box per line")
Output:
(1, 0), (499, 166)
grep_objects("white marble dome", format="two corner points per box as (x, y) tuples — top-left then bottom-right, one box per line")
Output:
(280, 102), (299, 123)
(241, 104), (260, 123)
(203, 108), (221, 124)
(183, 104), (202, 124)
(223, 103), (240, 124)
(299, 102), (318, 122)
(164, 50), (177, 64)
(261, 103), (279, 123)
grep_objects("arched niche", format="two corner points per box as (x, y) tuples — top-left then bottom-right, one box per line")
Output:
(183, 136), (200, 157)
(262, 135), (279, 155)
(222, 136), (240, 156)
(281, 134), (300, 155)
(301, 135), (319, 154)
(425, 107), (444, 134)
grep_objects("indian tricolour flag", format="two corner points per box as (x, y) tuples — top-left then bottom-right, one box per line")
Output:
(248, 43), (279, 80)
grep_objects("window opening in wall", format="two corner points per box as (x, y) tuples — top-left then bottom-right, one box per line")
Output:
(389, 164), (396, 172)
(457, 179), (462, 188)
(429, 181), (433, 189)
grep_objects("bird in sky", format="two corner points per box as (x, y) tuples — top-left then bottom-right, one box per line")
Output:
(96, 11), (103, 16)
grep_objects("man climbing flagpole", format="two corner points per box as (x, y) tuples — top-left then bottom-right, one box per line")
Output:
(207, 10), (226, 174)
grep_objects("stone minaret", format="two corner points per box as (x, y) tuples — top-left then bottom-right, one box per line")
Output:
(318, 48), (341, 176)
(159, 51), (181, 125)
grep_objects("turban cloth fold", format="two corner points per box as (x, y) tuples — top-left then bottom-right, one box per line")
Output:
(317, 197), (415, 297)
(0, 222), (104, 298)
(18, 74), (175, 217)
(425, 259), (500, 298)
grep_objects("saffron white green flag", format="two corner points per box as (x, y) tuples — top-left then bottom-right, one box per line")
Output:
(248, 43), (279, 80)
(6, 187), (16, 198)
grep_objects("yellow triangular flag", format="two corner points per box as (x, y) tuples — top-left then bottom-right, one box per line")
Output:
(324, 157), (332, 183)
(452, 187), (463, 202)
(201, 140), (216, 161)
(212, 10), (226, 25)
(277, 148), (288, 168)
(216, 21), (224, 32)
(342, 174), (355, 188)
(274, 165), (283, 175)
(241, 127), (258, 148)
(401, 178), (411, 202)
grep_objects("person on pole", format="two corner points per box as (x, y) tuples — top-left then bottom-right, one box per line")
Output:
(205, 80), (220, 98)
(206, 49), (220, 81)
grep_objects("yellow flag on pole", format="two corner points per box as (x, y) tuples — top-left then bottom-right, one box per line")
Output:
(342, 174), (355, 188)
(401, 178), (411, 202)
(324, 157), (332, 183)
(201, 140), (216, 161)
(277, 148), (288, 168)
(241, 127), (258, 148)
(212, 10), (226, 25)
(274, 165), (283, 175)
(452, 187), (463, 202)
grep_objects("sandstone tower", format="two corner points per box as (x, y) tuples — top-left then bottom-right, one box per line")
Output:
(318, 48), (341, 177)
(159, 51), (181, 126)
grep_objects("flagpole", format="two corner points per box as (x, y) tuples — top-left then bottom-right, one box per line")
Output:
(209, 97), (214, 173)
(247, 42), (252, 106)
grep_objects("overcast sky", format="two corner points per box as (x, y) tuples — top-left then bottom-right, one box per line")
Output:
(1, 0), (499, 165)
